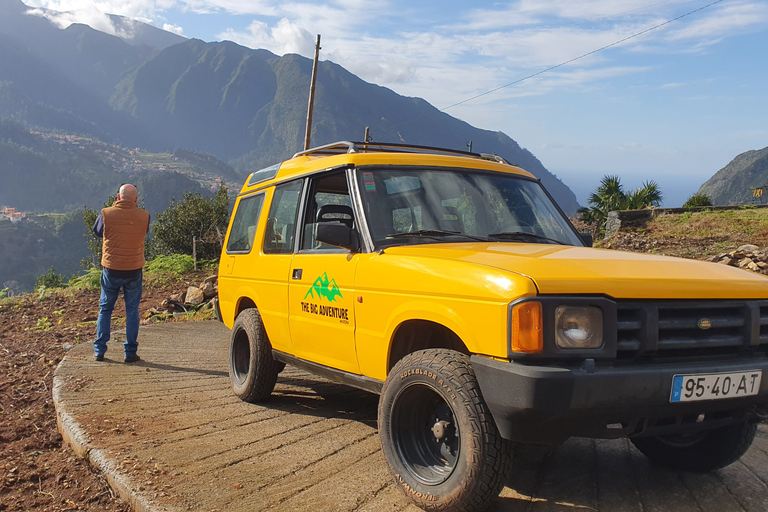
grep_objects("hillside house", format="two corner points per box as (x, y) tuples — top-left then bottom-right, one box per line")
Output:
(1, 207), (26, 223)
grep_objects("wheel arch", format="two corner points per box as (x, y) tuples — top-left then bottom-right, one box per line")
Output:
(234, 296), (257, 319)
(387, 319), (469, 373)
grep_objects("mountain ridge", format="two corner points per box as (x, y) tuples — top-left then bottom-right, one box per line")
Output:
(0, 0), (580, 214)
(697, 146), (768, 205)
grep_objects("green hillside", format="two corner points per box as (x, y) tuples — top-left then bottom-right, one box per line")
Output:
(698, 147), (768, 205)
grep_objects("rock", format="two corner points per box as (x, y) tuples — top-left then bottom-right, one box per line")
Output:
(758, 262), (768, 269)
(747, 261), (760, 272)
(705, 255), (720, 262)
(719, 257), (733, 266)
(185, 286), (205, 305)
(737, 244), (759, 254)
(733, 251), (746, 259)
(170, 292), (183, 303)
(204, 275), (217, 284)
(200, 281), (216, 299)
(739, 258), (754, 268)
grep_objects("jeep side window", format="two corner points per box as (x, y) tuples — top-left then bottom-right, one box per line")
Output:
(300, 171), (354, 251)
(226, 193), (265, 253)
(263, 180), (302, 254)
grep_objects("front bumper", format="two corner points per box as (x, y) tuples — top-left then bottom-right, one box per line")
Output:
(471, 355), (768, 445)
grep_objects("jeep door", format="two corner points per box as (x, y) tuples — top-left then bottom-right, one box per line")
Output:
(288, 170), (360, 373)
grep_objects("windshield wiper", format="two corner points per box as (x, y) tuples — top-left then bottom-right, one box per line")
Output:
(386, 229), (488, 242)
(487, 231), (566, 245)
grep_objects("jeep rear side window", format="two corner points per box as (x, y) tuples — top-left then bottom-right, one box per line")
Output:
(263, 180), (302, 254)
(226, 193), (265, 253)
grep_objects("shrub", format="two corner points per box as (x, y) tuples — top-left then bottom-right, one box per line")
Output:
(68, 267), (102, 290)
(578, 175), (662, 238)
(145, 254), (195, 276)
(683, 193), (713, 208)
(35, 267), (67, 291)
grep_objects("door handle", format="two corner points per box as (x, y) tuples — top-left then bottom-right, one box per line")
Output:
(292, 269), (303, 280)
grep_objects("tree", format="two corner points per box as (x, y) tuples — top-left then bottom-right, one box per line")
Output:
(578, 175), (662, 238)
(683, 193), (713, 208)
(153, 185), (230, 260)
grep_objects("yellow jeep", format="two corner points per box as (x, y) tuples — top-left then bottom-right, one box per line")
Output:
(217, 141), (768, 512)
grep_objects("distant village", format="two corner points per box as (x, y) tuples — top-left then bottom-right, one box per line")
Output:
(36, 132), (225, 191)
(0, 207), (26, 223)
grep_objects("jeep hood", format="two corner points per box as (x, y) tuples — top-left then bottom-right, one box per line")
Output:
(383, 243), (768, 299)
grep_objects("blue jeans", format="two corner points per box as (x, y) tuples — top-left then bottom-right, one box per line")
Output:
(93, 269), (143, 357)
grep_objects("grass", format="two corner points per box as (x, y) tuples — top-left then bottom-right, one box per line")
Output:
(145, 254), (195, 276)
(63, 254), (217, 291)
(649, 208), (768, 245)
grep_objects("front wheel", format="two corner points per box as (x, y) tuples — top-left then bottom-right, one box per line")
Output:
(228, 309), (281, 403)
(631, 419), (757, 472)
(378, 349), (511, 512)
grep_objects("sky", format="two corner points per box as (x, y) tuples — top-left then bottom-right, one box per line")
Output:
(23, 0), (768, 207)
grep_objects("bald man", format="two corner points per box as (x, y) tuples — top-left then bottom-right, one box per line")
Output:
(92, 184), (150, 363)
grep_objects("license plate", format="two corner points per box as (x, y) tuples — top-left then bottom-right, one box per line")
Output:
(670, 371), (762, 403)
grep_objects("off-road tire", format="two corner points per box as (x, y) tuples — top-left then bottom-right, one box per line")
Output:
(378, 349), (512, 512)
(229, 309), (281, 403)
(631, 419), (757, 472)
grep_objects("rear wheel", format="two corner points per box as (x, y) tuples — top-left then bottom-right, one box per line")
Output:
(229, 309), (281, 403)
(631, 419), (757, 472)
(378, 349), (511, 512)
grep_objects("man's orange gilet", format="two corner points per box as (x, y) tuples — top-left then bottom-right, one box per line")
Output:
(100, 201), (149, 271)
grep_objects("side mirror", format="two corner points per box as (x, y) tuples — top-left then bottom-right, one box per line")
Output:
(316, 222), (360, 252)
(579, 232), (593, 247)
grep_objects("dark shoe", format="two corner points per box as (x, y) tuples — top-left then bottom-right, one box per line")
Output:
(124, 354), (141, 363)
(94, 354), (105, 361)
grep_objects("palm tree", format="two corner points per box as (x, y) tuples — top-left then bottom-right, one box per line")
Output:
(578, 175), (662, 238)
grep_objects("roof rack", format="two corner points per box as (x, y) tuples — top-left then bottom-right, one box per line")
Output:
(292, 141), (511, 165)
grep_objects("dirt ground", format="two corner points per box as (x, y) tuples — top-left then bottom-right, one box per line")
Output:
(0, 271), (213, 512)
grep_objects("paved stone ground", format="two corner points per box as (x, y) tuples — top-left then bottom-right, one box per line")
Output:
(53, 322), (768, 512)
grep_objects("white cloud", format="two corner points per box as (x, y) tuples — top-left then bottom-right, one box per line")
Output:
(219, 17), (314, 56)
(26, 5), (121, 36)
(664, 0), (768, 43)
(163, 23), (185, 35)
(25, 0), (180, 37)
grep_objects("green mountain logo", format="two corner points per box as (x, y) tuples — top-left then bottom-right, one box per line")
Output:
(304, 272), (343, 302)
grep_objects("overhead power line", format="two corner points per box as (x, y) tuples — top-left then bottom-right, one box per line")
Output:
(394, 0), (724, 129)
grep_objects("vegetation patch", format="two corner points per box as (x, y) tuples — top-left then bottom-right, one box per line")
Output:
(145, 254), (196, 276)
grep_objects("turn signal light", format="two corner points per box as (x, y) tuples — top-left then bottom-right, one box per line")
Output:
(511, 301), (543, 353)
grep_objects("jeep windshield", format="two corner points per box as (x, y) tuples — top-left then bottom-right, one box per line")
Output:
(356, 167), (582, 249)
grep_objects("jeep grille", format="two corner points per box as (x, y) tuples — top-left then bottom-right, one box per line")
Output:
(615, 300), (768, 359)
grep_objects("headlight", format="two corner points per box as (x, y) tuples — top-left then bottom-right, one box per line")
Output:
(555, 306), (603, 349)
